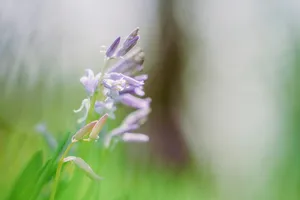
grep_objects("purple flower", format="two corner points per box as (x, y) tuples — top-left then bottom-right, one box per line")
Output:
(105, 73), (144, 86)
(122, 107), (151, 126)
(134, 74), (148, 81)
(102, 72), (146, 103)
(106, 48), (145, 74)
(116, 35), (140, 57)
(124, 27), (139, 45)
(94, 99), (117, 119)
(119, 94), (151, 109)
(119, 86), (145, 96)
(121, 133), (149, 143)
(104, 107), (151, 147)
(80, 69), (101, 96)
(106, 37), (121, 58)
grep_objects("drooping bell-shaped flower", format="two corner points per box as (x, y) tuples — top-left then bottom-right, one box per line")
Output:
(118, 94), (151, 109)
(80, 69), (101, 96)
(104, 107), (151, 147)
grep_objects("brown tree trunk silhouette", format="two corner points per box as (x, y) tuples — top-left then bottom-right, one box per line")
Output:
(147, 0), (190, 167)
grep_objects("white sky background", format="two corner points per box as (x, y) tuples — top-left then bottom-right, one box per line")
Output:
(0, 0), (159, 86)
(181, 0), (300, 199)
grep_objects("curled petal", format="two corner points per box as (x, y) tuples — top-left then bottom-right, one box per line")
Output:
(119, 94), (151, 109)
(74, 98), (91, 123)
(122, 133), (149, 143)
(74, 98), (90, 113)
(122, 107), (151, 127)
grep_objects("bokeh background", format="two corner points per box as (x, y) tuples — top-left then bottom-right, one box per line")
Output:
(1, 0), (300, 199)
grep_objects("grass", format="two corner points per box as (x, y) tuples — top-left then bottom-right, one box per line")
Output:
(0, 78), (210, 200)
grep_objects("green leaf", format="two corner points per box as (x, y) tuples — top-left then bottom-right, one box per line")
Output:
(29, 132), (73, 200)
(6, 150), (43, 200)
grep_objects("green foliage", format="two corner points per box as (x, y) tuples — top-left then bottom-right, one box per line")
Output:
(6, 151), (43, 200)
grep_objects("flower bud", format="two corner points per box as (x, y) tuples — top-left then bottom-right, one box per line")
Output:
(72, 120), (97, 142)
(106, 37), (121, 57)
(89, 114), (109, 140)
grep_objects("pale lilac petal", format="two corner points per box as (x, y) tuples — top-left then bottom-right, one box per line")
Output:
(134, 74), (148, 81)
(80, 69), (99, 96)
(122, 107), (151, 126)
(134, 87), (145, 96)
(85, 69), (94, 78)
(119, 94), (151, 109)
(122, 133), (149, 143)
(119, 86), (145, 96)
(105, 73), (143, 86)
(120, 74), (143, 86)
(110, 124), (140, 137)
(80, 76), (89, 85)
(95, 100), (116, 119)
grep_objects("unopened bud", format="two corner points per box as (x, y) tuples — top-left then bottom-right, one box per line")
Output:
(106, 37), (121, 57)
(89, 114), (109, 140)
(72, 120), (97, 142)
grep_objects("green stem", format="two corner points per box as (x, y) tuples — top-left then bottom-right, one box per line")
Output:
(87, 57), (109, 123)
(95, 148), (109, 199)
(50, 142), (74, 200)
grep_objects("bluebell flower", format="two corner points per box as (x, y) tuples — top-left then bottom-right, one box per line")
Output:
(77, 28), (151, 148)
(134, 74), (148, 81)
(104, 107), (151, 147)
(118, 94), (151, 109)
(94, 98), (116, 119)
(80, 69), (101, 96)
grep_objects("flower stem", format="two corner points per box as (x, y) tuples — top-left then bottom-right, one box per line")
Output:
(50, 142), (74, 200)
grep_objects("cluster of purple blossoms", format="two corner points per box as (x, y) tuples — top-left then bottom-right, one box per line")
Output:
(74, 28), (151, 146)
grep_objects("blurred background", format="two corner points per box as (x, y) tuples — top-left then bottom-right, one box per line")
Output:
(1, 0), (300, 199)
